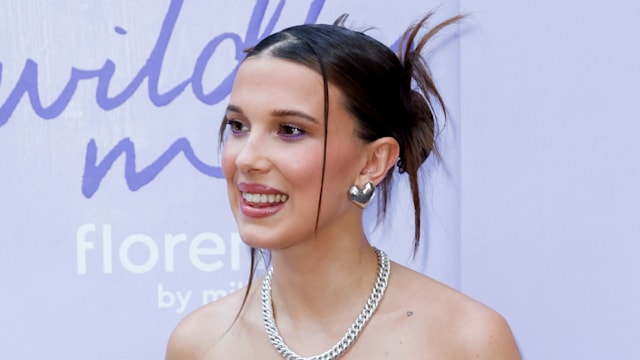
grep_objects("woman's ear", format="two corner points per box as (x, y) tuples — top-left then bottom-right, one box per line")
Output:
(355, 137), (400, 186)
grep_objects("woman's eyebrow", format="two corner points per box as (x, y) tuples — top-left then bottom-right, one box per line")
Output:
(226, 104), (318, 124)
(226, 104), (243, 114)
(270, 109), (318, 124)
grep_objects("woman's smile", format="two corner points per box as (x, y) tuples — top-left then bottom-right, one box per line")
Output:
(238, 182), (289, 217)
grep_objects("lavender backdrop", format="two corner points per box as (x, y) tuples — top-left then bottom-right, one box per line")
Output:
(459, 0), (640, 358)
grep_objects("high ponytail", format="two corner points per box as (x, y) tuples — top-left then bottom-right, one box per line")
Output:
(395, 13), (465, 253)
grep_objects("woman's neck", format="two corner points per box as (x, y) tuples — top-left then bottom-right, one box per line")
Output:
(266, 229), (380, 333)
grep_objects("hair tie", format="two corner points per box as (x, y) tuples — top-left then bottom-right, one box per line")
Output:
(396, 157), (407, 173)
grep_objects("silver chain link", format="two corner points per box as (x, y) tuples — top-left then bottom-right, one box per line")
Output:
(262, 249), (391, 360)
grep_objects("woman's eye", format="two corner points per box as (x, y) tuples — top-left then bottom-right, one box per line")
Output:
(278, 124), (305, 138)
(226, 119), (248, 134)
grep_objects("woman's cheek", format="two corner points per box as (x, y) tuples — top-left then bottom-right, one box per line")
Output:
(220, 144), (237, 180)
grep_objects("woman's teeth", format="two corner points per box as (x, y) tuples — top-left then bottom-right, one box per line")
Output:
(242, 193), (288, 204)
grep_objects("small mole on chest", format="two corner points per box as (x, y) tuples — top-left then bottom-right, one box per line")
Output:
(406, 311), (414, 317)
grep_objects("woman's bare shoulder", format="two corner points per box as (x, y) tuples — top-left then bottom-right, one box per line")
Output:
(385, 263), (522, 359)
(454, 301), (522, 359)
(164, 287), (249, 360)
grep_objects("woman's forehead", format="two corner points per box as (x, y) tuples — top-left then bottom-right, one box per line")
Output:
(230, 56), (350, 123)
(236, 56), (322, 86)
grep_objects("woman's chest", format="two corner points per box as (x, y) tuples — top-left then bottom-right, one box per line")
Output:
(206, 314), (457, 360)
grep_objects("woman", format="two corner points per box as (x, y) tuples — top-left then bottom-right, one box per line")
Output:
(166, 13), (521, 359)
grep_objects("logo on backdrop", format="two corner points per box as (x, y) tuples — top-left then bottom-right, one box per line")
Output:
(76, 223), (253, 313)
(0, 0), (325, 198)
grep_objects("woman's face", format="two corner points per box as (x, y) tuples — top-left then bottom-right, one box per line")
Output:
(221, 56), (368, 250)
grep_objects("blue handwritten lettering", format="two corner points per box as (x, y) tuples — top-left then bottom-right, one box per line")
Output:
(0, 0), (325, 125)
(0, 1), (350, 197)
(114, 26), (127, 35)
(82, 138), (223, 198)
(75, 0), (324, 198)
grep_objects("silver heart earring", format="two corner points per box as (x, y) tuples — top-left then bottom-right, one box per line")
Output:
(349, 182), (375, 208)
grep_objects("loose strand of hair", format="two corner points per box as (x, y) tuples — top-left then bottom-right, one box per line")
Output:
(223, 247), (257, 337)
(299, 40), (330, 232)
(408, 158), (422, 255)
(333, 13), (349, 27)
(316, 67), (329, 232)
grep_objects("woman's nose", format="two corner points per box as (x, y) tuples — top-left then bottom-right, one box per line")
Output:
(234, 132), (269, 173)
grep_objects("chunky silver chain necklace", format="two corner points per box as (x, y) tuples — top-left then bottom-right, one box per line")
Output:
(261, 248), (391, 360)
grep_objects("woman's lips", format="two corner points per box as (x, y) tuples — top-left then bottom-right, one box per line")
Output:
(237, 183), (288, 217)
